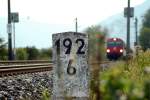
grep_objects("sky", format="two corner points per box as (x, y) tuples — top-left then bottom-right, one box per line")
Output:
(0, 0), (146, 25)
(0, 0), (147, 48)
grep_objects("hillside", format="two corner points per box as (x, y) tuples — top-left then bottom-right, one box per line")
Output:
(101, 0), (150, 48)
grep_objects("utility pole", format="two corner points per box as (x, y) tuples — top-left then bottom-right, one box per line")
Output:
(11, 12), (19, 60)
(135, 17), (138, 56)
(126, 0), (131, 55)
(13, 22), (16, 59)
(75, 18), (78, 33)
(8, 0), (13, 60)
(135, 17), (138, 46)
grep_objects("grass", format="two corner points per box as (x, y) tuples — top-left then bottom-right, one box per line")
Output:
(99, 50), (150, 100)
(42, 50), (150, 100)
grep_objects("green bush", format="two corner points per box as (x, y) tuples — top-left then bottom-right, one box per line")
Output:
(99, 50), (150, 100)
(42, 89), (51, 100)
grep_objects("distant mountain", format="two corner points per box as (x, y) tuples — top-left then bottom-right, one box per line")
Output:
(101, 0), (150, 48)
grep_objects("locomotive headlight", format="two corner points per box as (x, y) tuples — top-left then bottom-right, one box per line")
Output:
(113, 38), (117, 41)
(120, 49), (123, 53)
(107, 49), (110, 53)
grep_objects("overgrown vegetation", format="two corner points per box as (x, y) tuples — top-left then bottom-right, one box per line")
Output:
(0, 45), (52, 60)
(99, 50), (150, 100)
(85, 25), (107, 100)
(84, 25), (107, 61)
(43, 51), (150, 100)
(0, 37), (52, 60)
(140, 8), (150, 51)
(42, 89), (51, 100)
(0, 38), (7, 60)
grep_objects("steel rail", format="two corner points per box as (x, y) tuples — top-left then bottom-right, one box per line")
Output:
(0, 60), (52, 65)
(0, 60), (112, 77)
(0, 63), (53, 77)
(0, 60), (111, 65)
(0, 63), (52, 69)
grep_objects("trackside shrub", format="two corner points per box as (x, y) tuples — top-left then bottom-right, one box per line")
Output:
(42, 89), (51, 100)
(100, 50), (150, 100)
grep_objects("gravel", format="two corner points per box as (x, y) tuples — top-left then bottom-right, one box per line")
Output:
(0, 71), (53, 100)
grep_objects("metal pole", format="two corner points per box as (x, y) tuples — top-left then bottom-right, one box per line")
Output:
(126, 0), (130, 55)
(135, 17), (138, 56)
(8, 0), (13, 60)
(13, 22), (16, 59)
(75, 18), (78, 33)
(135, 17), (138, 45)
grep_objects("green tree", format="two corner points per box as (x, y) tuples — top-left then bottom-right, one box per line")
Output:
(84, 25), (107, 100)
(39, 48), (52, 60)
(139, 27), (150, 51)
(26, 46), (39, 60)
(84, 25), (107, 61)
(140, 8), (150, 51)
(16, 48), (28, 60)
(142, 9), (150, 28)
(0, 38), (7, 60)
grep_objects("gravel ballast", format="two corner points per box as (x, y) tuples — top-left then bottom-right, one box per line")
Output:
(0, 71), (53, 100)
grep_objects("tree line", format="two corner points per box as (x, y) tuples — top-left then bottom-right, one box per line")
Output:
(139, 8), (150, 51)
(0, 40), (52, 60)
(16, 47), (52, 60)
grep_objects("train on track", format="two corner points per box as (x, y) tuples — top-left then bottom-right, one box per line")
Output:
(106, 38), (125, 60)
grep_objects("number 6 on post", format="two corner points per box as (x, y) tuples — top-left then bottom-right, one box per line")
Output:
(52, 32), (89, 99)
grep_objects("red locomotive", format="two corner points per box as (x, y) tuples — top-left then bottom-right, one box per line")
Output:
(106, 38), (125, 60)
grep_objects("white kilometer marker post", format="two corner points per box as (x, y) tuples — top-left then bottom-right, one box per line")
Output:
(52, 32), (89, 100)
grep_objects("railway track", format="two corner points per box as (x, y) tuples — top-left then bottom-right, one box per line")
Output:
(89, 61), (114, 71)
(0, 60), (52, 65)
(0, 60), (52, 77)
(0, 60), (113, 77)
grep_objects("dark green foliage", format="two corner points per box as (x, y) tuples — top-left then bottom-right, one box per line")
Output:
(39, 48), (52, 60)
(140, 8), (150, 50)
(100, 51), (150, 100)
(16, 48), (28, 60)
(142, 9), (150, 28)
(84, 25), (107, 61)
(101, 68), (144, 100)
(85, 25), (107, 100)
(139, 27), (150, 51)
(0, 37), (51, 60)
(26, 46), (39, 60)
(144, 81), (150, 100)
(0, 38), (7, 60)
(15, 47), (52, 60)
